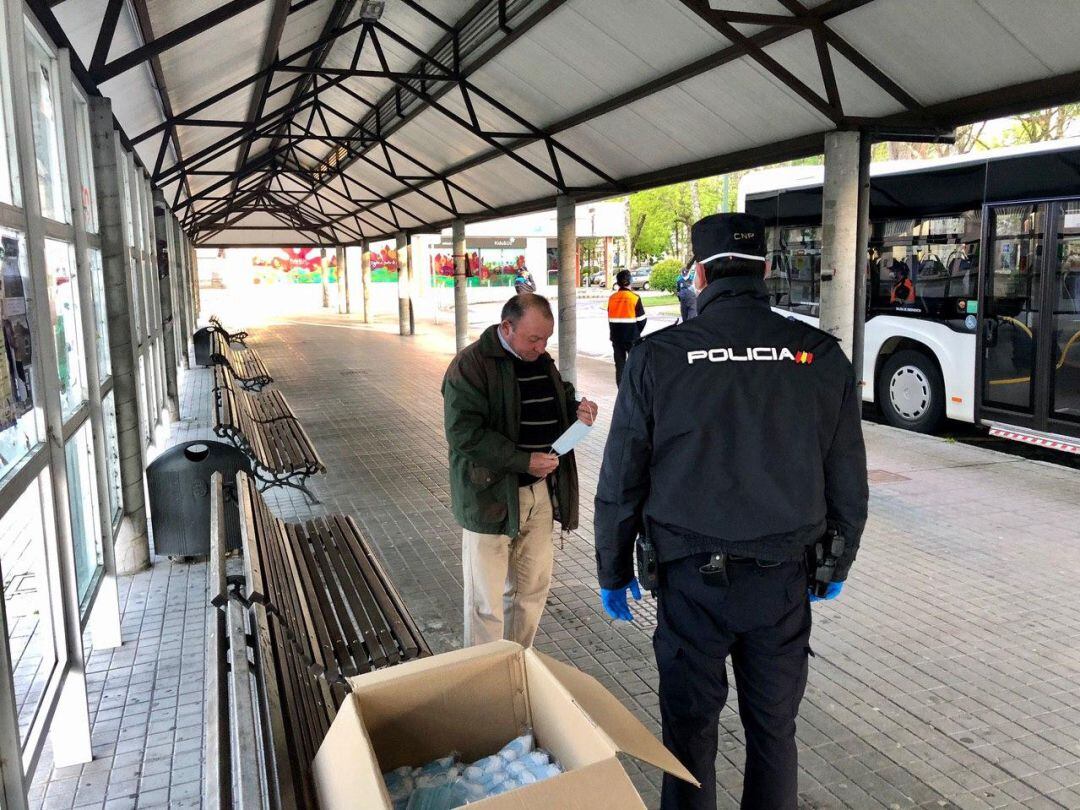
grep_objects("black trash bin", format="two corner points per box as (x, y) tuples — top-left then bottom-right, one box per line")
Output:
(146, 440), (251, 556)
(193, 326), (216, 367)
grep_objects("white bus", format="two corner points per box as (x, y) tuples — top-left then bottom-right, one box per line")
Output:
(739, 139), (1080, 454)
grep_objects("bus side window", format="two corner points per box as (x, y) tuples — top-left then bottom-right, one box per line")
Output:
(764, 249), (790, 308)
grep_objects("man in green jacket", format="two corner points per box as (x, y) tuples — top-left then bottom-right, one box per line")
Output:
(442, 294), (597, 647)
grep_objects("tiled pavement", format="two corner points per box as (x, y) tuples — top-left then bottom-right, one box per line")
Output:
(30, 304), (1080, 809)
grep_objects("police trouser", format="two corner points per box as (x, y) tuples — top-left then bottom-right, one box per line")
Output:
(612, 342), (633, 386)
(654, 553), (811, 810)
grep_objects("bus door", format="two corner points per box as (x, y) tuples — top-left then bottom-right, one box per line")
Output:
(979, 201), (1080, 439)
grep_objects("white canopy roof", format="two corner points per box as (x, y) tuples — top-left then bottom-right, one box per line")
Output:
(40, 0), (1080, 246)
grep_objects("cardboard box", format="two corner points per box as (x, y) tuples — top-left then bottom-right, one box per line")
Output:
(313, 640), (698, 808)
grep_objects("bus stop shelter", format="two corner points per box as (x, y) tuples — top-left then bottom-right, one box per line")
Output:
(0, 0), (1079, 805)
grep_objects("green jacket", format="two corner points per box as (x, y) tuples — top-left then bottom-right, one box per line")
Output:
(442, 324), (580, 537)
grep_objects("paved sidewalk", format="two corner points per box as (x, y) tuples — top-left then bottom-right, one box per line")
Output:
(30, 306), (1080, 809)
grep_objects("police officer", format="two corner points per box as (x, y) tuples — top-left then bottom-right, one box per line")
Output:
(594, 213), (868, 810)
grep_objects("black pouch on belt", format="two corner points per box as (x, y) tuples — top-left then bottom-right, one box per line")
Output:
(699, 552), (729, 587)
(635, 536), (659, 593)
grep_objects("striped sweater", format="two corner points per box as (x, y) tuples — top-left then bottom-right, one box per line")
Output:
(511, 355), (562, 485)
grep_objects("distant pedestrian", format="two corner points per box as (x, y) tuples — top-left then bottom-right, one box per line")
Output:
(607, 269), (647, 386)
(676, 261), (698, 322)
(514, 267), (536, 294)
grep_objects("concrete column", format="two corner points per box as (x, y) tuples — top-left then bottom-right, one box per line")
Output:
(334, 246), (344, 313)
(556, 195), (577, 386)
(58, 49), (123, 651)
(8, 21), (92, 769)
(361, 241), (372, 323)
(452, 220), (468, 351)
(397, 232), (413, 335)
(90, 97), (150, 574)
(152, 191), (180, 419)
(320, 247), (330, 308)
(337, 246), (349, 314)
(819, 130), (870, 369)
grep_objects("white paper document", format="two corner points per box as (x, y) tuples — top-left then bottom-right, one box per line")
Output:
(550, 420), (592, 456)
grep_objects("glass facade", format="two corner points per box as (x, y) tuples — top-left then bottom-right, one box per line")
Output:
(0, 229), (37, 481)
(0, 5), (192, 790)
(46, 238), (84, 417)
(24, 28), (68, 224)
(71, 90), (95, 233)
(1, 472), (58, 743)
(88, 247), (108, 378)
(137, 353), (149, 443)
(102, 388), (121, 523)
(0, 9), (16, 208)
(64, 420), (101, 607)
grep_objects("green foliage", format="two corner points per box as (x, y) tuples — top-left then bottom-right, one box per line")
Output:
(650, 258), (683, 293)
(629, 187), (677, 259)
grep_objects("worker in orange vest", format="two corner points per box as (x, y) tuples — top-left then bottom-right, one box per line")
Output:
(608, 269), (647, 386)
(889, 260), (916, 304)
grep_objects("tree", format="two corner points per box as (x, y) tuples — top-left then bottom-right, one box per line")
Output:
(1004, 104), (1080, 144)
(629, 186), (679, 260)
(872, 122), (990, 161)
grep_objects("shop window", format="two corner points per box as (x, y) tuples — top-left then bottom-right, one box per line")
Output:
(0, 231), (40, 481)
(65, 421), (101, 608)
(89, 249), (109, 379)
(46, 240), (85, 418)
(1, 471), (60, 742)
(25, 28), (69, 224)
(102, 389), (121, 523)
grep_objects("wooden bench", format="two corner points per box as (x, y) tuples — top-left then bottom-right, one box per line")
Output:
(204, 473), (429, 809)
(212, 363), (325, 504)
(213, 363), (293, 424)
(208, 315), (249, 345)
(210, 331), (272, 391)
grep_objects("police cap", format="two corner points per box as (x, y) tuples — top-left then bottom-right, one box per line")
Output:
(691, 213), (767, 265)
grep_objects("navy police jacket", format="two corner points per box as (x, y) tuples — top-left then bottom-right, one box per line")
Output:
(594, 275), (868, 590)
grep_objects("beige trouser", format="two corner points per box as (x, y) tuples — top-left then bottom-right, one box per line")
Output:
(462, 481), (554, 647)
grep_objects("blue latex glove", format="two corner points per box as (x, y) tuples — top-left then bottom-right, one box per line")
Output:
(809, 581), (844, 602)
(600, 579), (642, 621)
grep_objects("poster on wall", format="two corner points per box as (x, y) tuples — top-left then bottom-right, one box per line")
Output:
(369, 245), (399, 282)
(0, 236), (32, 431)
(250, 247), (338, 284)
(429, 243), (524, 288)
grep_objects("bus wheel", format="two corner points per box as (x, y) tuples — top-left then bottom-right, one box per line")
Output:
(878, 349), (945, 433)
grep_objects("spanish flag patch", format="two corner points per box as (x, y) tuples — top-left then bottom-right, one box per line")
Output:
(794, 351), (814, 364)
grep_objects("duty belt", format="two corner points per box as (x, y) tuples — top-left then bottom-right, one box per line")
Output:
(700, 552), (783, 586)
